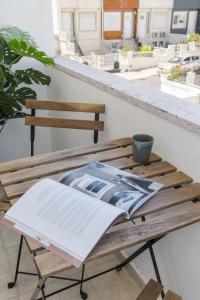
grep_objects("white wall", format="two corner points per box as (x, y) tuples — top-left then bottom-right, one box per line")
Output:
(137, 8), (172, 44)
(47, 63), (200, 300)
(188, 11), (198, 34)
(139, 0), (173, 9)
(161, 78), (200, 104)
(0, 0), (55, 162)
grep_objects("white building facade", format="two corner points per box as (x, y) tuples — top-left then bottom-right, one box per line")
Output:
(56, 0), (102, 53)
(137, 0), (174, 47)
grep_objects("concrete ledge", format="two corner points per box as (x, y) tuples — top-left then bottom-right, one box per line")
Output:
(54, 56), (200, 136)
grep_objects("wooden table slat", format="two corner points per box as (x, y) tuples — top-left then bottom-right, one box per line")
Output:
(0, 201), (10, 212)
(0, 145), (135, 186)
(133, 161), (177, 178)
(4, 170), (191, 201)
(134, 183), (200, 218)
(4, 154), (160, 199)
(152, 171), (193, 189)
(34, 203), (200, 278)
(0, 137), (131, 174)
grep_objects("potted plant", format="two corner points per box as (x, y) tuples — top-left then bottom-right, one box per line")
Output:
(0, 26), (55, 133)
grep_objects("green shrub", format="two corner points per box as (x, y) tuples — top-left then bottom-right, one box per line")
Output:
(187, 33), (200, 44)
(139, 45), (153, 52)
(122, 46), (132, 53)
(167, 65), (186, 82)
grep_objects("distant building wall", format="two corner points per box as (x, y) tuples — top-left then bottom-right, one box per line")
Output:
(58, 0), (102, 50)
(139, 0), (173, 9)
(103, 0), (139, 40)
(170, 0), (200, 39)
(137, 0), (173, 46)
(173, 0), (200, 10)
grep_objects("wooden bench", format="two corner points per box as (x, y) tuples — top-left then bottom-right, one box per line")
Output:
(136, 279), (182, 300)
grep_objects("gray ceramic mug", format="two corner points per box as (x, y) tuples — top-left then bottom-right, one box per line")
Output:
(132, 134), (154, 164)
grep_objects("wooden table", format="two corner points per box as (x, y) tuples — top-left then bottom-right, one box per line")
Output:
(0, 137), (200, 300)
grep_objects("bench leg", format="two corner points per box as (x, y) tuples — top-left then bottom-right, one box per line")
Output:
(80, 264), (88, 300)
(8, 235), (24, 289)
(30, 278), (47, 300)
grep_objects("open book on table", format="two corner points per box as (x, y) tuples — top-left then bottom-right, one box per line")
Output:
(1, 161), (163, 268)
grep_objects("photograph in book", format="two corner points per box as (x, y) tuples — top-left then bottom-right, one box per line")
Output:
(59, 161), (163, 216)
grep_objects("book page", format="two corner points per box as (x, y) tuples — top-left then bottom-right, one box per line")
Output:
(6, 179), (126, 262)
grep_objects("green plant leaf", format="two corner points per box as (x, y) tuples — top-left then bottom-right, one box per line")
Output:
(0, 87), (36, 120)
(1, 66), (18, 88)
(0, 26), (37, 47)
(0, 36), (21, 65)
(12, 87), (36, 104)
(0, 96), (22, 119)
(15, 68), (51, 85)
(9, 39), (55, 65)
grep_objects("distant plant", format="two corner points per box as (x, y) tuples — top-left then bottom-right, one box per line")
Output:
(180, 40), (188, 44)
(139, 45), (153, 52)
(122, 46), (132, 53)
(0, 26), (55, 132)
(167, 65), (186, 82)
(187, 33), (200, 43)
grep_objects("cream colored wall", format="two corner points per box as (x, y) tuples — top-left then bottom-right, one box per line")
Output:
(60, 0), (100, 9)
(0, 0), (54, 161)
(58, 0), (102, 44)
(47, 65), (200, 300)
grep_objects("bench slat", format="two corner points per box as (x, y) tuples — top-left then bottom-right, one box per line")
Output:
(34, 203), (200, 278)
(25, 117), (104, 131)
(164, 291), (182, 300)
(0, 137), (131, 174)
(26, 100), (105, 113)
(136, 279), (163, 300)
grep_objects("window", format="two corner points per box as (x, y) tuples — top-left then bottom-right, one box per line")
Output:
(183, 57), (191, 63)
(104, 12), (121, 31)
(152, 11), (168, 30)
(172, 11), (188, 29)
(79, 12), (97, 32)
(192, 56), (200, 61)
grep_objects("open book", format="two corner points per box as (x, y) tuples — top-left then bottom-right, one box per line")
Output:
(1, 161), (162, 268)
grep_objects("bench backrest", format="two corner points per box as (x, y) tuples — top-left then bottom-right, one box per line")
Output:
(25, 100), (105, 155)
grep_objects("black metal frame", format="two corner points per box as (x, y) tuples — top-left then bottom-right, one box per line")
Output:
(8, 231), (165, 300)
(31, 109), (101, 148)
(141, 216), (165, 299)
(94, 113), (100, 144)
(29, 236), (164, 300)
